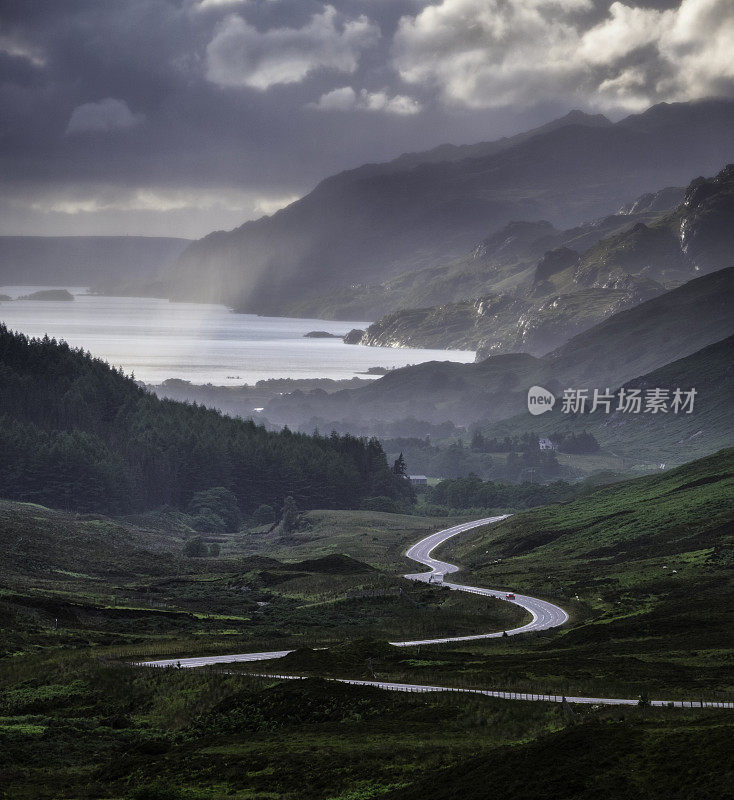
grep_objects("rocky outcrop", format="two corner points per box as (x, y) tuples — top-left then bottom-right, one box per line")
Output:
(475, 220), (560, 265)
(574, 164), (734, 288)
(572, 222), (687, 288)
(680, 164), (734, 272)
(355, 280), (666, 361)
(618, 186), (684, 215)
(345, 165), (733, 360)
(475, 283), (664, 360)
(343, 329), (366, 345)
(359, 294), (529, 352)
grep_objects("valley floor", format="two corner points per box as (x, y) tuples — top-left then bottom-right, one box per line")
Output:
(2, 455), (733, 798)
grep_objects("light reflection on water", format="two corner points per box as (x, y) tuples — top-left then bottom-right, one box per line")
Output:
(0, 286), (475, 385)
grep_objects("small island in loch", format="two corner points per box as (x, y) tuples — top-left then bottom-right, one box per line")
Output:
(19, 288), (75, 301)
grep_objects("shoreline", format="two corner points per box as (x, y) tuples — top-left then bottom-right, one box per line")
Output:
(0, 285), (476, 387)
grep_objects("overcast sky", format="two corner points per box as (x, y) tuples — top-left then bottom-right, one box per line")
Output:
(1, 0), (732, 237)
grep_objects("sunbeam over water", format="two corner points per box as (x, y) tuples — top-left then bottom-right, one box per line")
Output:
(0, 286), (475, 385)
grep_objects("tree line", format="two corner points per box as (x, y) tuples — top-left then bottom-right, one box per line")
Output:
(424, 474), (584, 511)
(0, 326), (413, 515)
(471, 430), (600, 454)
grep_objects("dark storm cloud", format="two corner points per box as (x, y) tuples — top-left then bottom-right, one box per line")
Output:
(392, 0), (734, 112)
(0, 0), (732, 236)
(0, 0), (443, 234)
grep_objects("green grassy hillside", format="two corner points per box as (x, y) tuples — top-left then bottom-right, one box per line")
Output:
(232, 508), (461, 567)
(253, 450), (733, 702)
(483, 335), (734, 469)
(1, 503), (528, 663)
(8, 659), (680, 800)
(386, 715), (734, 800)
(429, 449), (734, 691)
(452, 448), (733, 566)
(2, 456), (732, 798)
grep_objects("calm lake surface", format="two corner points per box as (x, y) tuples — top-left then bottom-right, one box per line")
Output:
(0, 286), (475, 385)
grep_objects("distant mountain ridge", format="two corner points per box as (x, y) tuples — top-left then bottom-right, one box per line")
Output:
(388, 109), (614, 170)
(0, 236), (190, 292)
(164, 99), (734, 315)
(284, 191), (684, 321)
(352, 164), (733, 358)
(263, 267), (734, 429)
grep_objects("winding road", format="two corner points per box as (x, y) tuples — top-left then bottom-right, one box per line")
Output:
(139, 516), (561, 668)
(395, 515), (568, 645)
(137, 517), (733, 709)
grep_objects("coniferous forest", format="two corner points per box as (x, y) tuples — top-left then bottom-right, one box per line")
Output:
(0, 325), (413, 515)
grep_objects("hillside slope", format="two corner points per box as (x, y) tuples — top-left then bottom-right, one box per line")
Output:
(427, 448), (734, 700)
(483, 335), (734, 469)
(288, 187), (684, 321)
(163, 99), (734, 315)
(0, 325), (411, 515)
(264, 268), (734, 428)
(451, 448), (733, 569)
(387, 718), (734, 800)
(354, 164), (733, 356)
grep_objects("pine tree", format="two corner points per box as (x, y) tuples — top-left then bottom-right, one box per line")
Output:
(393, 452), (407, 477)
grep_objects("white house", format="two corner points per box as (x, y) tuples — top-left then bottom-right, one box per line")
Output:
(538, 437), (557, 451)
(409, 475), (428, 485)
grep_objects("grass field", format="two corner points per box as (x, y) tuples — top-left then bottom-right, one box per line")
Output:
(420, 448), (734, 698)
(479, 448), (628, 476)
(1, 656), (731, 800)
(0, 503), (527, 665)
(229, 509), (462, 568)
(226, 450), (734, 702)
(1, 452), (733, 798)
(552, 450), (627, 474)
